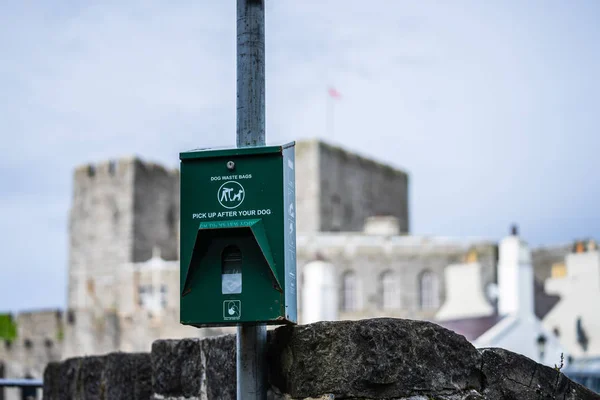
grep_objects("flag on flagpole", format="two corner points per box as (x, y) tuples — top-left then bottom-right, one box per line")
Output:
(328, 87), (342, 99)
(326, 87), (341, 141)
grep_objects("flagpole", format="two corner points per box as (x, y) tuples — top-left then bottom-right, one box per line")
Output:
(327, 91), (334, 141)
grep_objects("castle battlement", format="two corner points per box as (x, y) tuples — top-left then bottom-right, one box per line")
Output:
(74, 157), (133, 181)
(296, 139), (409, 179)
(0, 308), (64, 384)
(295, 139), (410, 233)
(14, 309), (63, 340)
(73, 156), (177, 182)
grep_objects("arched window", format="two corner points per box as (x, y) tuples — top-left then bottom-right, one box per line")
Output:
(380, 270), (400, 310)
(419, 270), (440, 309)
(341, 271), (360, 312)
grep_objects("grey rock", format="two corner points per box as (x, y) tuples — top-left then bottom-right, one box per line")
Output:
(480, 348), (598, 400)
(59, 357), (82, 400)
(152, 338), (203, 398)
(104, 352), (152, 400)
(461, 389), (485, 400)
(267, 318), (482, 399)
(202, 334), (236, 400)
(151, 334), (236, 400)
(79, 356), (105, 399)
(42, 361), (63, 400)
(43, 319), (600, 400)
(43, 353), (152, 400)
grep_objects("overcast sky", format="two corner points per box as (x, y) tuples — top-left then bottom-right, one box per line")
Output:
(1, 1), (599, 312)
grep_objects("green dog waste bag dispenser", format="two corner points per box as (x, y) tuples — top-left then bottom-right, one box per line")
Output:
(179, 143), (297, 327)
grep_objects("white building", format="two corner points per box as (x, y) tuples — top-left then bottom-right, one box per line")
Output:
(301, 259), (339, 324)
(436, 228), (566, 367)
(543, 241), (600, 359)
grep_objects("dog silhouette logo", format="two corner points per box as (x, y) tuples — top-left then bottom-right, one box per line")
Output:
(218, 181), (245, 209)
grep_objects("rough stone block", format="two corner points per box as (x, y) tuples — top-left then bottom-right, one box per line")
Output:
(267, 318), (482, 399)
(202, 334), (236, 400)
(480, 348), (598, 400)
(59, 357), (82, 400)
(152, 338), (203, 398)
(79, 356), (105, 399)
(104, 352), (152, 400)
(42, 361), (63, 400)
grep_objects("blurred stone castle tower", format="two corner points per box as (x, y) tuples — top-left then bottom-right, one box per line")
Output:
(67, 157), (180, 312)
(64, 157), (186, 357)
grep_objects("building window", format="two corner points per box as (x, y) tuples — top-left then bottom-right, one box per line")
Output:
(138, 285), (153, 307)
(138, 286), (145, 307)
(138, 285), (169, 312)
(341, 271), (360, 312)
(331, 194), (343, 231)
(419, 270), (440, 310)
(108, 160), (117, 175)
(167, 206), (176, 232)
(160, 285), (168, 308)
(67, 310), (76, 325)
(380, 270), (400, 310)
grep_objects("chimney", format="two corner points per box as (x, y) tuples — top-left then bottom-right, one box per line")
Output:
(436, 262), (494, 321)
(497, 225), (534, 317)
(301, 260), (339, 324)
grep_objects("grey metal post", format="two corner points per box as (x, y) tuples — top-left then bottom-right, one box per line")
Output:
(237, 324), (267, 399)
(237, 0), (265, 148)
(236, 1), (267, 400)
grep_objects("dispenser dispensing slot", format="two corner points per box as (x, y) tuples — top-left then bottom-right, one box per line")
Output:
(221, 245), (243, 294)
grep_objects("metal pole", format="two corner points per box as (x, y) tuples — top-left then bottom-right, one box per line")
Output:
(237, 325), (267, 399)
(237, 0), (265, 148)
(327, 94), (334, 141)
(236, 1), (267, 400)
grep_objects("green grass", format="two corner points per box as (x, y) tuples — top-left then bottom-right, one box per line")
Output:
(0, 314), (17, 342)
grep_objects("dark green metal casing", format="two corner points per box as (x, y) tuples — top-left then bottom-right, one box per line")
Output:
(179, 142), (297, 327)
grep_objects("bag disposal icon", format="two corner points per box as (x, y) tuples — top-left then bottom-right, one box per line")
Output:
(223, 300), (241, 320)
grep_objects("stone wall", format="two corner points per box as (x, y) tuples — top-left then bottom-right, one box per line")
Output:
(68, 157), (180, 311)
(294, 140), (321, 233)
(297, 235), (498, 321)
(0, 310), (64, 400)
(62, 310), (121, 359)
(132, 161), (179, 263)
(295, 140), (410, 234)
(317, 141), (409, 234)
(43, 319), (599, 400)
(68, 159), (137, 310)
(66, 157), (180, 357)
